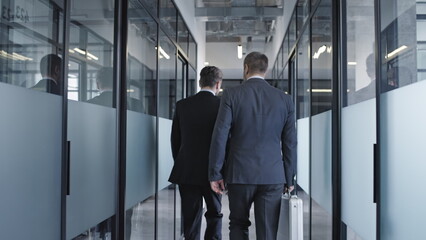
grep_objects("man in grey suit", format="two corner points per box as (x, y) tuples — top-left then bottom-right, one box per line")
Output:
(209, 52), (297, 240)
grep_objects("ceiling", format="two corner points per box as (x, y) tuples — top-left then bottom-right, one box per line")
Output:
(195, 0), (283, 43)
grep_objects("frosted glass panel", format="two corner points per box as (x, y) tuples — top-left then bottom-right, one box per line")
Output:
(66, 101), (117, 239)
(311, 111), (332, 214)
(380, 81), (426, 239)
(158, 117), (174, 190)
(126, 111), (157, 209)
(0, 84), (61, 240)
(297, 117), (310, 193)
(342, 100), (377, 240)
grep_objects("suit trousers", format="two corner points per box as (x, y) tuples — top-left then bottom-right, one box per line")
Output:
(227, 184), (283, 240)
(179, 184), (223, 240)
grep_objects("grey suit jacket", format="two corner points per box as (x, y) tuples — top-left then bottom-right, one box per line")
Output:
(209, 77), (297, 185)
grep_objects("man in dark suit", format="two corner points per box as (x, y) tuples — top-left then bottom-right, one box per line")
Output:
(169, 66), (224, 240)
(88, 67), (144, 113)
(87, 67), (115, 107)
(209, 52), (297, 240)
(32, 54), (62, 95)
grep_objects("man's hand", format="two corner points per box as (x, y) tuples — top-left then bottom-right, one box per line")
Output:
(210, 180), (225, 194)
(285, 185), (294, 194)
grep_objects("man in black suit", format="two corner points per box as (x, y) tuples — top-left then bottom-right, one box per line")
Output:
(88, 67), (144, 112)
(87, 67), (115, 107)
(32, 54), (62, 95)
(169, 66), (224, 240)
(209, 52), (297, 240)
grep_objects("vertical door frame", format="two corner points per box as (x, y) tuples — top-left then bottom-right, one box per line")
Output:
(331, 0), (343, 239)
(113, 0), (129, 238)
(61, 0), (71, 239)
(374, 0), (382, 239)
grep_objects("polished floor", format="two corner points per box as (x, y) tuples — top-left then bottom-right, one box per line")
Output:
(75, 187), (335, 240)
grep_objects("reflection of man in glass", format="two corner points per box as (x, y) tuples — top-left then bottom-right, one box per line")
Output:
(349, 53), (375, 105)
(88, 67), (145, 112)
(32, 54), (62, 95)
(87, 67), (114, 107)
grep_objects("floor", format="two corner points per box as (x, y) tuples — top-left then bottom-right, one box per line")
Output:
(200, 192), (257, 240)
(73, 187), (340, 240)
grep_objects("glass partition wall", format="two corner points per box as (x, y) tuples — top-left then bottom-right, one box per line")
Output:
(272, 0), (426, 239)
(0, 0), (196, 239)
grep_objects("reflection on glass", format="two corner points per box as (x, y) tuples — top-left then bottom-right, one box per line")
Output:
(72, 217), (114, 240)
(380, 1), (419, 93)
(127, 3), (157, 115)
(160, 0), (177, 41)
(126, 197), (156, 240)
(311, 1), (333, 239)
(158, 30), (177, 119)
(68, 3), (115, 104)
(176, 56), (186, 102)
(344, 0), (376, 106)
(189, 34), (197, 67)
(311, 1), (332, 115)
(0, 0), (65, 95)
(297, 0), (309, 35)
(289, 11), (297, 51)
(297, 26), (310, 119)
(277, 48), (283, 75)
(281, 63), (289, 94)
(177, 14), (189, 54)
(158, 30), (177, 240)
(66, 1), (117, 238)
(188, 67), (197, 96)
(126, 3), (157, 239)
(158, 186), (176, 240)
(137, 0), (158, 16)
(283, 33), (289, 64)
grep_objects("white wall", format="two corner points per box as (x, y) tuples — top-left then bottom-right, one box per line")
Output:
(205, 42), (244, 79)
(204, 0), (296, 79)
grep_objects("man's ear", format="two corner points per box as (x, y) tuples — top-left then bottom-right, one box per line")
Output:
(244, 64), (249, 75)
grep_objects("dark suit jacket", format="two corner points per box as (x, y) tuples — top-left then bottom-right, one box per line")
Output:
(209, 78), (297, 185)
(168, 91), (221, 186)
(31, 78), (61, 95)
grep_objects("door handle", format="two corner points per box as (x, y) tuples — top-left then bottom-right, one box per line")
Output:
(66, 141), (71, 195)
(373, 143), (379, 203)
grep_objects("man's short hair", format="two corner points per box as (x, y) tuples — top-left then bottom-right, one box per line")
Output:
(96, 67), (114, 89)
(244, 52), (268, 74)
(40, 54), (62, 77)
(199, 66), (222, 88)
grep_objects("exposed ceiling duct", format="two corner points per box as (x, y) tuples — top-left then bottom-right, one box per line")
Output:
(195, 0), (283, 43)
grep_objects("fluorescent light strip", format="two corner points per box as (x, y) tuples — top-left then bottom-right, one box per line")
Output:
(86, 52), (99, 61)
(386, 45), (408, 59)
(307, 88), (332, 93)
(348, 62), (357, 65)
(158, 46), (170, 59)
(73, 48), (86, 55)
(237, 45), (242, 59)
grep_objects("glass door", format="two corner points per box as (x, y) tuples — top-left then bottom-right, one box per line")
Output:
(310, 1), (333, 238)
(379, 1), (426, 239)
(340, 0), (377, 239)
(65, 3), (118, 239)
(0, 0), (65, 239)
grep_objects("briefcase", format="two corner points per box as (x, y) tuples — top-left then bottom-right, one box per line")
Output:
(277, 193), (303, 240)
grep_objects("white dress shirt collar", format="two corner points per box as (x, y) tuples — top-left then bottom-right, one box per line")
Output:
(199, 89), (216, 96)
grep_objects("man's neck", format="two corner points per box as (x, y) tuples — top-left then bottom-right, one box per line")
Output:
(245, 73), (265, 80)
